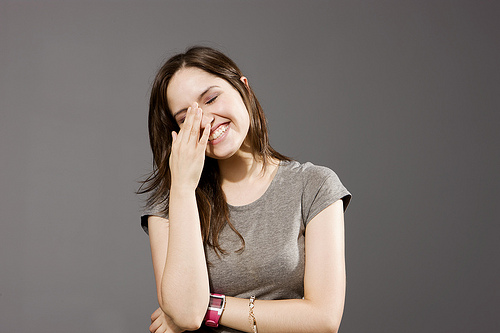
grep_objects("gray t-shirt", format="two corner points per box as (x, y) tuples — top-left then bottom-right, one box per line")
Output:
(141, 160), (351, 333)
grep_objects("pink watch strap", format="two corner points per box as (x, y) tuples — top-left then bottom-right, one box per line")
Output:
(204, 293), (225, 327)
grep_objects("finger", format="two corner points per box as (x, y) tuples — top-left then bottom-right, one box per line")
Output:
(151, 307), (162, 323)
(149, 318), (161, 332)
(200, 112), (214, 129)
(171, 131), (177, 144)
(188, 105), (203, 143)
(155, 323), (167, 333)
(184, 102), (198, 129)
(199, 123), (211, 148)
(177, 106), (194, 141)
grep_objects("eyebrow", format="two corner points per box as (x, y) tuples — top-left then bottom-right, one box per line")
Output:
(173, 85), (219, 118)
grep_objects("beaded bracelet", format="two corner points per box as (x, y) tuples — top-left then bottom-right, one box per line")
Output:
(248, 296), (257, 333)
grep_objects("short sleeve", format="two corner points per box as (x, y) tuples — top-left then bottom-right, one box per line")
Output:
(140, 194), (169, 235)
(302, 165), (351, 226)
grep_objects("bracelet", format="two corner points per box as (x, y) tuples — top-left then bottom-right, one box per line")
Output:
(248, 296), (257, 333)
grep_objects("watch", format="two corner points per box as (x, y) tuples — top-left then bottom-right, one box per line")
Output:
(204, 293), (226, 327)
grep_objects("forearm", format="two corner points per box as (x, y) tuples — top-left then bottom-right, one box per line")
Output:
(160, 186), (210, 329)
(220, 297), (343, 333)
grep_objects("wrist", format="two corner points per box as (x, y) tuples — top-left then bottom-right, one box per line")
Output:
(170, 182), (197, 195)
(204, 293), (226, 327)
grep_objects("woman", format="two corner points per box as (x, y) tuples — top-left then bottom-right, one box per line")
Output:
(139, 46), (351, 333)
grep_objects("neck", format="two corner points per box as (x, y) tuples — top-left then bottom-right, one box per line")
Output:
(217, 145), (264, 184)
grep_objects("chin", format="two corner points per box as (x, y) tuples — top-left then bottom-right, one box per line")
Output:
(206, 151), (237, 160)
(205, 144), (242, 160)
(206, 135), (249, 160)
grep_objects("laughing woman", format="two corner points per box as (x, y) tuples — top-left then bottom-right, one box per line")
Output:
(139, 46), (351, 333)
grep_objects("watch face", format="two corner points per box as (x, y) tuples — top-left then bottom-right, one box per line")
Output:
(209, 297), (223, 308)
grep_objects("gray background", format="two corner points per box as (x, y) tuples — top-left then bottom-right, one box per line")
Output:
(1, 1), (498, 332)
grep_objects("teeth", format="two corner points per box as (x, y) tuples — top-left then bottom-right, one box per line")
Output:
(209, 124), (229, 141)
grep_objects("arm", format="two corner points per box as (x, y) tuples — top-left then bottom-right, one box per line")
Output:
(219, 199), (346, 333)
(149, 213), (208, 332)
(148, 104), (211, 331)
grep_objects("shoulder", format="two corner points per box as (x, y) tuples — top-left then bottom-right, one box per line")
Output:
(281, 160), (340, 186)
(280, 160), (351, 217)
(140, 193), (169, 235)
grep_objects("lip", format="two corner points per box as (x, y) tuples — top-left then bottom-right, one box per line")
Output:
(208, 122), (230, 145)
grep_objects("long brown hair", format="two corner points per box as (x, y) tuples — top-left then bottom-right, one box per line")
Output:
(138, 46), (290, 255)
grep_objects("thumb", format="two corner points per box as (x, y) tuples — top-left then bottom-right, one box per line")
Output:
(171, 131), (177, 143)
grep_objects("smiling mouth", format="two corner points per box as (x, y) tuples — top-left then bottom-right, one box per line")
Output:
(209, 123), (229, 141)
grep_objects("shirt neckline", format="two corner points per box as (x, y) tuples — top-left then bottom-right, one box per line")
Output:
(227, 160), (286, 211)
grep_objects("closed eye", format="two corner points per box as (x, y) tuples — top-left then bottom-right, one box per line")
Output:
(206, 95), (218, 105)
(177, 111), (186, 124)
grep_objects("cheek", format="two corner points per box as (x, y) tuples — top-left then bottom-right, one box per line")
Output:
(242, 106), (251, 129)
(243, 113), (251, 131)
(235, 99), (250, 124)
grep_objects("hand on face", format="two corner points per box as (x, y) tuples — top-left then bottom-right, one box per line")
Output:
(167, 67), (251, 161)
(169, 102), (211, 191)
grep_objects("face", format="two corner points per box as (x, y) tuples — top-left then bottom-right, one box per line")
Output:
(167, 67), (251, 160)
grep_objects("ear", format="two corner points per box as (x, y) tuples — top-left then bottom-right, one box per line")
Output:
(240, 76), (249, 88)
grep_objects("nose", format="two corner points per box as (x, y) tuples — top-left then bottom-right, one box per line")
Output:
(200, 112), (215, 129)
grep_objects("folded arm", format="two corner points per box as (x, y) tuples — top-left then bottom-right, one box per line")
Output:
(148, 104), (212, 331)
(148, 188), (210, 331)
(148, 198), (345, 332)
